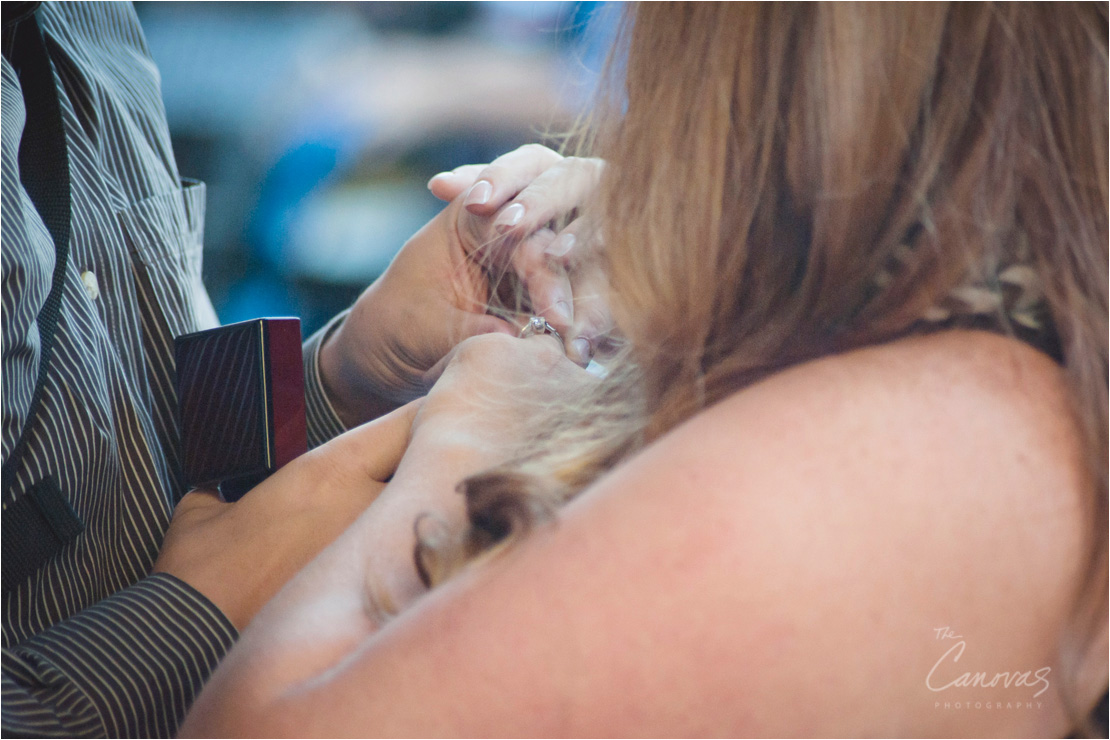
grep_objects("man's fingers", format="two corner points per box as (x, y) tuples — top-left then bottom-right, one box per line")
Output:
(458, 311), (518, 341)
(420, 312), (516, 389)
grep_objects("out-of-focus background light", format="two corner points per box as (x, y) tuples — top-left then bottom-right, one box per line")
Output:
(135, 1), (613, 336)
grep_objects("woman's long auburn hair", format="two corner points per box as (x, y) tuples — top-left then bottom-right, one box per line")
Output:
(416, 2), (1108, 732)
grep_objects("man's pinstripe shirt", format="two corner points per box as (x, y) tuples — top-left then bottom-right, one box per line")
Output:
(2, 3), (348, 735)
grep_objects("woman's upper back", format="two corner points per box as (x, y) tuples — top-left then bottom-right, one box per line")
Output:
(520, 327), (1097, 736)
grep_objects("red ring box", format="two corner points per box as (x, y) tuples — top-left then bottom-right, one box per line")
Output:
(174, 318), (307, 501)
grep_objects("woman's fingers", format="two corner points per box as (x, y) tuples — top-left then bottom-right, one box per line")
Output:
(457, 209), (607, 367)
(524, 218), (611, 366)
(176, 487), (226, 513)
(460, 144), (564, 216)
(501, 224), (611, 368)
(544, 216), (604, 272)
(427, 164), (487, 202)
(436, 145), (609, 368)
(324, 400), (428, 484)
(490, 157), (605, 237)
(426, 143), (563, 207)
(430, 149), (602, 234)
(506, 228), (576, 343)
(564, 263), (614, 366)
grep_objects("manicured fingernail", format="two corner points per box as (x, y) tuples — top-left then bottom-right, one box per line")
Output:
(544, 232), (575, 258)
(494, 203), (524, 231)
(464, 180), (492, 207)
(552, 300), (572, 323)
(572, 337), (593, 362)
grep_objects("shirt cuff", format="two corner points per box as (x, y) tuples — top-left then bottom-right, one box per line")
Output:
(3, 573), (237, 738)
(303, 310), (350, 449)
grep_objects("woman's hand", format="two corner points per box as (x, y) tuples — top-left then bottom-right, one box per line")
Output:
(319, 145), (609, 428)
(407, 330), (598, 472)
(321, 331), (599, 617)
(430, 148), (612, 366)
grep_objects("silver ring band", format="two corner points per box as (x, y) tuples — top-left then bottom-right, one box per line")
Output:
(518, 316), (562, 343)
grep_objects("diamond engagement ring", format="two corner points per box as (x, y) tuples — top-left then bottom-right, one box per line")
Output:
(518, 316), (562, 343)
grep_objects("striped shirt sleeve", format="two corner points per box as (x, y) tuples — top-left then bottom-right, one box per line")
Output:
(303, 310), (350, 449)
(1, 574), (237, 738)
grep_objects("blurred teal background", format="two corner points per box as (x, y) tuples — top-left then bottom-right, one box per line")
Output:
(134, 1), (611, 336)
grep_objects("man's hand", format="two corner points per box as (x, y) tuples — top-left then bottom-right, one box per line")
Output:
(319, 144), (611, 428)
(152, 401), (420, 630)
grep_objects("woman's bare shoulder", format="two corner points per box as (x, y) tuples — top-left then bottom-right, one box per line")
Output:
(582, 328), (1092, 735)
(678, 329), (1086, 520)
(649, 329), (1090, 608)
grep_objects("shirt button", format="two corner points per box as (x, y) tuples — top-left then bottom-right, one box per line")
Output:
(80, 271), (100, 301)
